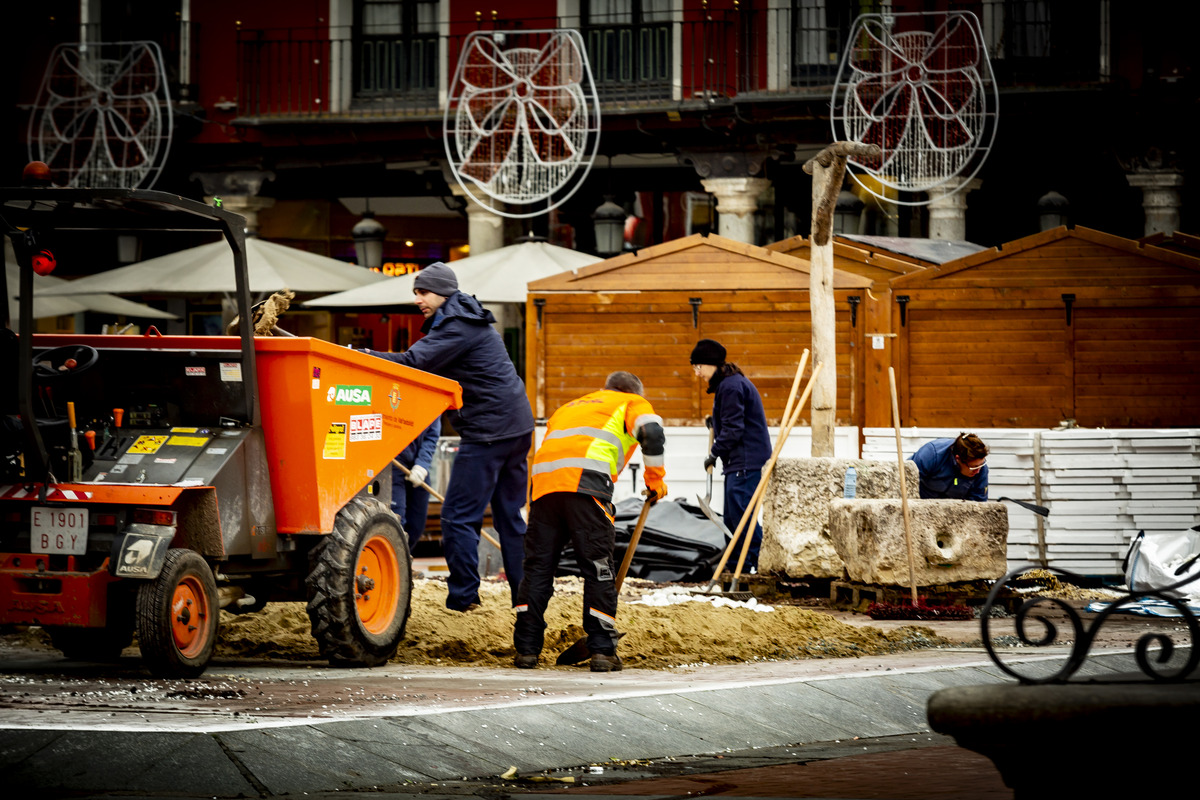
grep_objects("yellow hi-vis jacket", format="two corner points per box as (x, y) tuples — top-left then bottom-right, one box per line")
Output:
(531, 389), (666, 504)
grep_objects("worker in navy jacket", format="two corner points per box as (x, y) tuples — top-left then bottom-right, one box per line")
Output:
(691, 339), (773, 571)
(363, 262), (534, 611)
(910, 433), (990, 501)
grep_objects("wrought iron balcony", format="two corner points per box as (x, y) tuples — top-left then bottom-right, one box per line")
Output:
(230, 3), (1110, 122)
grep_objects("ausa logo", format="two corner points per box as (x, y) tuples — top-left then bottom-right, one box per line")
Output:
(328, 385), (372, 406)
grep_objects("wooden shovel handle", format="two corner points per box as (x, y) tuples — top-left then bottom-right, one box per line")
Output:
(730, 361), (823, 584)
(391, 458), (502, 552)
(614, 496), (653, 590)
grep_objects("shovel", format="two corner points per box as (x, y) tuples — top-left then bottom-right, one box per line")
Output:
(392, 458), (503, 551)
(66, 401), (83, 483)
(696, 417), (734, 538)
(556, 494), (653, 666)
(999, 497), (1050, 517)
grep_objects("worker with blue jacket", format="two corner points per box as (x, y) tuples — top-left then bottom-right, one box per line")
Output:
(691, 339), (772, 571)
(363, 262), (534, 611)
(910, 432), (990, 501)
(391, 416), (441, 552)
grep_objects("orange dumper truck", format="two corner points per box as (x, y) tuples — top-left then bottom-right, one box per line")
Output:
(0, 179), (461, 677)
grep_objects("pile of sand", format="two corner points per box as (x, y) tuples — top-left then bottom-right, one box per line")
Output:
(217, 578), (947, 669)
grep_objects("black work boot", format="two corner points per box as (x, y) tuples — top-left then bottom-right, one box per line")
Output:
(514, 653), (539, 669)
(590, 652), (622, 672)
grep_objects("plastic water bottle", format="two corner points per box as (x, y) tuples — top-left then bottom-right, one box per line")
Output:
(843, 466), (857, 499)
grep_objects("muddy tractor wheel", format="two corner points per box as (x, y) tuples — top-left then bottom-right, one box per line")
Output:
(136, 548), (219, 678)
(306, 496), (412, 667)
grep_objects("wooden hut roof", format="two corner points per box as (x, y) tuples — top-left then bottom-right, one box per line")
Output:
(527, 232), (872, 292)
(890, 226), (1200, 289)
(765, 234), (925, 285)
(1138, 231), (1200, 258)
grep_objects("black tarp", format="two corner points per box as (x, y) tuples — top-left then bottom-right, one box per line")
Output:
(556, 497), (730, 583)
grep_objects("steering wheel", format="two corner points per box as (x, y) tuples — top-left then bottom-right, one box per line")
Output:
(33, 345), (100, 380)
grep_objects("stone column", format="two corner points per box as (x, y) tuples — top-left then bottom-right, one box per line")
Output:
(448, 184), (504, 256)
(700, 177), (771, 243)
(925, 177), (982, 241)
(190, 170), (276, 236)
(1126, 171), (1184, 236)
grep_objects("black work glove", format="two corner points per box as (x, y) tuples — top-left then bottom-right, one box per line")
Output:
(703, 454), (717, 472)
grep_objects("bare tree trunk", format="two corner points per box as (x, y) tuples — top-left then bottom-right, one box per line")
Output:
(805, 142), (880, 457)
(809, 160), (838, 456)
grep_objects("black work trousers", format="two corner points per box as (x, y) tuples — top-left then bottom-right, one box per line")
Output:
(513, 492), (619, 656)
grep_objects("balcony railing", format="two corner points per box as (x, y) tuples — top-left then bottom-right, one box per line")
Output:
(232, 4), (1109, 121)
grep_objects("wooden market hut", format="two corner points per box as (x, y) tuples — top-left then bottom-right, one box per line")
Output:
(525, 233), (873, 426)
(884, 226), (1200, 429)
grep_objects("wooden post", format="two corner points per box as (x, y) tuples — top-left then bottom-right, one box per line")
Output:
(804, 142), (880, 456)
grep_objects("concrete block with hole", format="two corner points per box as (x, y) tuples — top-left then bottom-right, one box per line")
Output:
(759, 458), (917, 578)
(829, 499), (1008, 586)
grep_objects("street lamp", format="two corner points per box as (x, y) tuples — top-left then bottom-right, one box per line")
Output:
(353, 209), (387, 269)
(592, 195), (625, 257)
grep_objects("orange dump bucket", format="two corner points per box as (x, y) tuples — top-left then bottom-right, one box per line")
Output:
(255, 338), (461, 534)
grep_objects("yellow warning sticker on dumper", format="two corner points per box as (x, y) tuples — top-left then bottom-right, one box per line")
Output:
(322, 422), (347, 460)
(167, 436), (209, 447)
(127, 435), (169, 454)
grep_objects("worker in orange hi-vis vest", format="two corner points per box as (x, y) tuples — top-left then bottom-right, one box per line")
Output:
(512, 371), (667, 673)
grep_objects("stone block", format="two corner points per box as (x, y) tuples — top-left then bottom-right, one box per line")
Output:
(760, 458), (917, 579)
(829, 499), (1008, 586)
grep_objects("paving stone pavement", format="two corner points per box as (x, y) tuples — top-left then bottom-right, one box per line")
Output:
(0, 646), (1164, 798)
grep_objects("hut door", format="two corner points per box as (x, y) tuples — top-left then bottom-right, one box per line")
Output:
(903, 307), (1072, 428)
(1072, 306), (1200, 427)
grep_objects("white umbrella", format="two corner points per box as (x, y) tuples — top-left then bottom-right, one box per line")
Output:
(5, 256), (177, 323)
(37, 238), (389, 297)
(304, 241), (601, 308)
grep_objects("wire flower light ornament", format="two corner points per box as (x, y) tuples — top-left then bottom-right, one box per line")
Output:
(444, 30), (601, 218)
(831, 12), (998, 205)
(28, 42), (174, 190)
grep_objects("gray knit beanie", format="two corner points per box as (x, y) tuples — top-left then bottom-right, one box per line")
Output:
(413, 262), (458, 297)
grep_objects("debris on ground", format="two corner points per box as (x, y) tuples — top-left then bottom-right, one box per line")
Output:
(630, 586), (775, 612)
(865, 601), (974, 621)
(216, 578), (949, 669)
(1014, 569), (1125, 602)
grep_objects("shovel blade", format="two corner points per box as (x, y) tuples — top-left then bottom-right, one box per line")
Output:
(696, 494), (733, 538)
(555, 631), (625, 666)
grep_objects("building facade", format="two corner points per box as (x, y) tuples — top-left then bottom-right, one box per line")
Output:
(6, 1), (1196, 270)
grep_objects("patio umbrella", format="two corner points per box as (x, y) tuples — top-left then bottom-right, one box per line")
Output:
(303, 241), (600, 308)
(36, 237), (389, 297)
(5, 255), (177, 323)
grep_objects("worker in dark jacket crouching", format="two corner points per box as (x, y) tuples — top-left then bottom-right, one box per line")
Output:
(911, 432), (990, 501)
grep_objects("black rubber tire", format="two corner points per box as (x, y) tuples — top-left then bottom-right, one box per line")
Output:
(305, 496), (412, 667)
(135, 549), (219, 678)
(47, 623), (133, 661)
